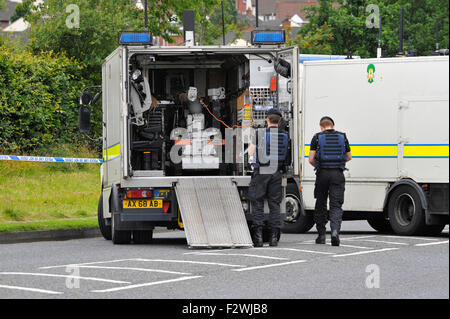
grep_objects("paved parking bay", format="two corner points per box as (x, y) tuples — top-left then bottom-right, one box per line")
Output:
(0, 221), (448, 299)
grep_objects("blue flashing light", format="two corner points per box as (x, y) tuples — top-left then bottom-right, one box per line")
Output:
(252, 30), (286, 45)
(119, 31), (152, 45)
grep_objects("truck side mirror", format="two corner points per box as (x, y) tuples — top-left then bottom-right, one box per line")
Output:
(80, 91), (93, 105)
(78, 105), (91, 133)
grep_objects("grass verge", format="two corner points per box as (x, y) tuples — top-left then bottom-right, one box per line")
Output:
(0, 143), (101, 231)
(0, 217), (98, 233)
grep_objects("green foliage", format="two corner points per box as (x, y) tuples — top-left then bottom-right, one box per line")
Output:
(10, 0), (33, 23)
(196, 0), (248, 45)
(25, 0), (237, 82)
(295, 0), (449, 57)
(0, 44), (89, 153)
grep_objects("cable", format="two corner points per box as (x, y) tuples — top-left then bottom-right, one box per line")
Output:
(198, 97), (254, 129)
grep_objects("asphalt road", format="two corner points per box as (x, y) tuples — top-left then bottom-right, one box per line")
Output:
(0, 221), (448, 299)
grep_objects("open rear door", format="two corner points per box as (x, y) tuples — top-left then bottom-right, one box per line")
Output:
(276, 46), (300, 176)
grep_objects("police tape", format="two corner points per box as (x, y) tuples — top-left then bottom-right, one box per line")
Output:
(0, 155), (102, 164)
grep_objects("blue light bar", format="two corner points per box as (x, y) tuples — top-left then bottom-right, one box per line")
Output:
(119, 31), (152, 45)
(251, 30), (286, 45)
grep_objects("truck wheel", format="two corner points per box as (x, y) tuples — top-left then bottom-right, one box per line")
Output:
(388, 185), (426, 235)
(133, 230), (153, 244)
(111, 210), (131, 245)
(97, 194), (112, 240)
(282, 184), (314, 233)
(367, 217), (393, 234)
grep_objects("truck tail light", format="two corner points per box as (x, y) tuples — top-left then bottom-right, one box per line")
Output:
(126, 190), (153, 198)
(163, 202), (170, 214)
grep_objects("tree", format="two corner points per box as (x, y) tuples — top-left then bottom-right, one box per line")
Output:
(25, 0), (224, 82)
(10, 0), (33, 23)
(195, 0), (248, 45)
(294, 0), (449, 58)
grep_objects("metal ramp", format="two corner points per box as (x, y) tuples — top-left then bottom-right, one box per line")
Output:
(175, 178), (253, 248)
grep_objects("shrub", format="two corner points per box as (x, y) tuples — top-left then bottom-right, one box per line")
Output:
(0, 44), (96, 153)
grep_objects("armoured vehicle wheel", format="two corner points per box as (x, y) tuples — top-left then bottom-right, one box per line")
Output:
(282, 184), (314, 233)
(111, 202), (131, 244)
(97, 194), (112, 240)
(388, 185), (426, 235)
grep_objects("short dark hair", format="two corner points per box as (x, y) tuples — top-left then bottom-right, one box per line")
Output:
(267, 114), (281, 124)
(320, 118), (334, 128)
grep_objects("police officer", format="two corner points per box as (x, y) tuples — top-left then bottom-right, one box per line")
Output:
(308, 117), (352, 246)
(248, 108), (289, 247)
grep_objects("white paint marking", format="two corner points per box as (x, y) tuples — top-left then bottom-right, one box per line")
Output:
(232, 260), (307, 272)
(0, 284), (63, 295)
(346, 239), (409, 246)
(135, 258), (245, 268)
(339, 244), (372, 249)
(39, 258), (136, 270)
(302, 235), (377, 244)
(0, 272), (130, 284)
(381, 235), (439, 241)
(253, 247), (334, 255)
(332, 248), (399, 257)
(185, 252), (288, 260)
(415, 240), (449, 247)
(91, 276), (203, 293)
(75, 265), (191, 276)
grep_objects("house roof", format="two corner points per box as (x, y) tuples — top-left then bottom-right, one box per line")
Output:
(251, 0), (277, 16)
(0, 1), (19, 22)
(276, 1), (317, 20)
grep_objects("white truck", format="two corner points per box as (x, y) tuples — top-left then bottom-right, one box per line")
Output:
(296, 56), (449, 235)
(78, 30), (305, 246)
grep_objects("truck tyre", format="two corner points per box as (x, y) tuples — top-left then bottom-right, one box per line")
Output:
(388, 185), (427, 235)
(111, 200), (131, 244)
(367, 217), (393, 234)
(133, 230), (153, 244)
(97, 194), (112, 240)
(282, 184), (315, 233)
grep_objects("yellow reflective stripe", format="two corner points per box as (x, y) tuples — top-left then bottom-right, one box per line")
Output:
(350, 145), (397, 158)
(103, 143), (121, 162)
(404, 145), (449, 158)
(304, 145), (397, 158)
(304, 144), (449, 158)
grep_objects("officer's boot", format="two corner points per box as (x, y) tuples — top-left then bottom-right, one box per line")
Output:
(315, 225), (326, 244)
(315, 233), (326, 244)
(252, 226), (263, 247)
(269, 228), (280, 247)
(331, 229), (340, 247)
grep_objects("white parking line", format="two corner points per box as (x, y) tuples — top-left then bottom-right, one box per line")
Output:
(134, 258), (246, 268)
(332, 248), (399, 258)
(345, 239), (409, 246)
(185, 252), (289, 260)
(39, 258), (136, 270)
(232, 260), (307, 272)
(0, 284), (63, 295)
(381, 235), (439, 241)
(91, 276), (203, 293)
(0, 272), (130, 284)
(339, 244), (372, 249)
(302, 235), (378, 244)
(415, 240), (449, 247)
(254, 247), (334, 255)
(75, 265), (191, 275)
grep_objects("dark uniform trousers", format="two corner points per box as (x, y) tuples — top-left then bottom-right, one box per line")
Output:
(314, 168), (345, 234)
(249, 170), (282, 229)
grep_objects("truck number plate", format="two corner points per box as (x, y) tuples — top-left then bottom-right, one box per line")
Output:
(123, 199), (163, 209)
